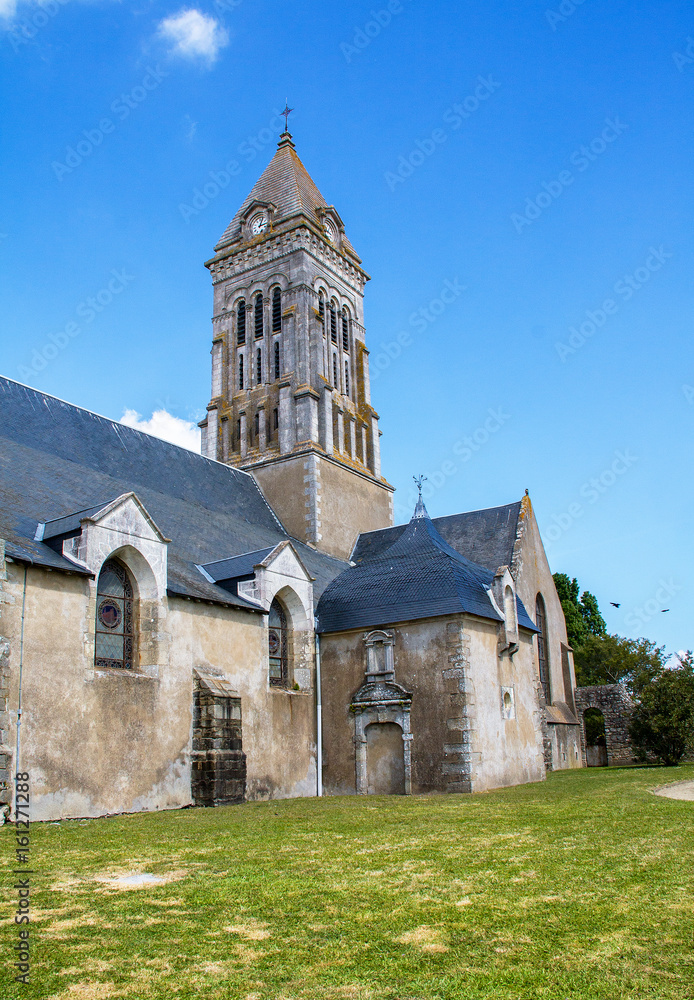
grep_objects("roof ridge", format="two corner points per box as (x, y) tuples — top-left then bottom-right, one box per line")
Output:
(0, 375), (254, 477)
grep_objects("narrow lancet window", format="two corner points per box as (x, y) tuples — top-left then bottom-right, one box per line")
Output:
(254, 293), (264, 339)
(330, 304), (337, 343)
(342, 310), (349, 352)
(333, 354), (338, 388)
(237, 300), (246, 345)
(256, 348), (262, 384)
(274, 341), (280, 380)
(268, 598), (288, 686)
(238, 354), (244, 390)
(536, 594), (551, 703)
(345, 361), (350, 397)
(272, 287), (282, 332)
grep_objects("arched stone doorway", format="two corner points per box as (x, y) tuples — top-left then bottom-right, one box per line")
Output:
(365, 722), (406, 795)
(583, 708), (608, 767)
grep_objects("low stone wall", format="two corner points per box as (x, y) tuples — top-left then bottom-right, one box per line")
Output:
(574, 684), (635, 766)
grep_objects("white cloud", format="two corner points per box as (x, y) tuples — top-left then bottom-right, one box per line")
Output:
(120, 408), (201, 453)
(157, 8), (228, 64)
(0, 0), (18, 20)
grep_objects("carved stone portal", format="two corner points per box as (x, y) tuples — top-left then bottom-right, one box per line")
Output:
(351, 630), (413, 795)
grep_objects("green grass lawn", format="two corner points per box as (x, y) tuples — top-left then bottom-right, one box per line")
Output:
(2, 766), (693, 1000)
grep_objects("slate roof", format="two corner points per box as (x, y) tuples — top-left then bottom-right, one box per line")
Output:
(198, 547), (276, 584)
(316, 502), (536, 634)
(0, 378), (346, 610)
(351, 501), (523, 572)
(214, 135), (361, 260)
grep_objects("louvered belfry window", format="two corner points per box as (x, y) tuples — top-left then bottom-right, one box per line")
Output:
(333, 354), (338, 389)
(256, 348), (262, 384)
(268, 598), (288, 685)
(345, 360), (350, 397)
(330, 304), (337, 344)
(274, 341), (280, 380)
(238, 354), (244, 390)
(272, 287), (282, 332)
(237, 300), (246, 345)
(95, 559), (134, 669)
(342, 310), (349, 352)
(255, 293), (264, 338)
(319, 294), (325, 326)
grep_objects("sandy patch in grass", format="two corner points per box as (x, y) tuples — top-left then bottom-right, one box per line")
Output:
(395, 925), (448, 953)
(93, 869), (187, 890)
(224, 918), (271, 940)
(44, 914), (116, 938)
(49, 983), (116, 999)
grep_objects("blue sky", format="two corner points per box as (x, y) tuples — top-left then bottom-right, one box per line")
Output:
(1, 0), (692, 653)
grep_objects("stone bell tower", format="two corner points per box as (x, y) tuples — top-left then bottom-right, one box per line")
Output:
(200, 126), (394, 560)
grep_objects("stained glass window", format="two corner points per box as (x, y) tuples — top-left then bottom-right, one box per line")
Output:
(268, 598), (288, 686)
(95, 559), (134, 670)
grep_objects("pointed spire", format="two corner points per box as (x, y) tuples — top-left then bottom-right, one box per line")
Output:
(412, 475), (429, 520)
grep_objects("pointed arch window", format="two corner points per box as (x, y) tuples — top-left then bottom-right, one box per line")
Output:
(238, 353), (244, 390)
(237, 300), (246, 345)
(95, 559), (134, 670)
(268, 598), (288, 686)
(256, 347), (262, 384)
(254, 293), (264, 339)
(318, 293), (325, 328)
(342, 309), (349, 352)
(536, 594), (551, 703)
(272, 287), (282, 332)
(330, 303), (337, 344)
(274, 341), (280, 380)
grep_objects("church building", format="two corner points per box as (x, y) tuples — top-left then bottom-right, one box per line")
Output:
(0, 126), (581, 822)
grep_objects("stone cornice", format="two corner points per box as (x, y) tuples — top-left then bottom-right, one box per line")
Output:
(206, 227), (369, 294)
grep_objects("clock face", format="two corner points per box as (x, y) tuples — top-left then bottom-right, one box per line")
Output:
(250, 214), (267, 236)
(324, 220), (337, 243)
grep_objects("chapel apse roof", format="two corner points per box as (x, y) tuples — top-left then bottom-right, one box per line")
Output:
(316, 502), (536, 634)
(0, 377), (347, 607)
(351, 501), (523, 572)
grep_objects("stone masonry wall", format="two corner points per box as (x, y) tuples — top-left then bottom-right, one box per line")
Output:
(441, 619), (477, 793)
(574, 684), (635, 766)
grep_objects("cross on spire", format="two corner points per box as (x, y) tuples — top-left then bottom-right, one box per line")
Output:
(280, 102), (294, 133)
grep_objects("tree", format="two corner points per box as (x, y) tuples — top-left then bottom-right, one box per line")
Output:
(552, 573), (606, 649)
(573, 634), (666, 689)
(628, 655), (694, 766)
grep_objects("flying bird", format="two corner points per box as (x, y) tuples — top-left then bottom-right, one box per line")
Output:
(610, 602), (620, 608)
(661, 609), (670, 613)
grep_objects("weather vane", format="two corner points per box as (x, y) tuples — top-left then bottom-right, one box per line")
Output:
(413, 475), (427, 499)
(281, 102), (294, 133)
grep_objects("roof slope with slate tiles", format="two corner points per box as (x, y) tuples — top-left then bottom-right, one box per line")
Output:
(0, 377), (347, 610)
(316, 501), (536, 634)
